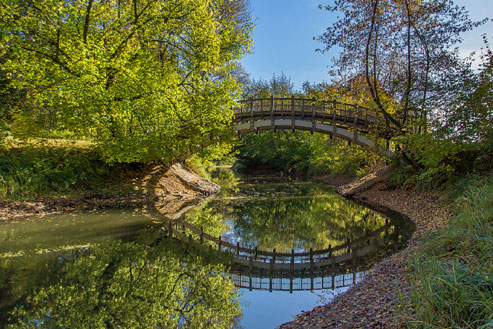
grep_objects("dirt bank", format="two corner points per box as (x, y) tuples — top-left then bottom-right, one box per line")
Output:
(281, 170), (451, 329)
(0, 163), (220, 221)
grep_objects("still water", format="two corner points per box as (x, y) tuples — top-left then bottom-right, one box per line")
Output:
(0, 169), (414, 328)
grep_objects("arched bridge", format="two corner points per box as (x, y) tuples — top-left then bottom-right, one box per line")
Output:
(232, 97), (394, 157)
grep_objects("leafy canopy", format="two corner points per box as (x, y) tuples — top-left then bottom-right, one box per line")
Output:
(0, 0), (253, 163)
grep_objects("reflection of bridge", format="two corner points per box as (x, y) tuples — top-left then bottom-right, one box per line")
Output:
(164, 218), (402, 291)
(230, 269), (366, 292)
(232, 97), (395, 157)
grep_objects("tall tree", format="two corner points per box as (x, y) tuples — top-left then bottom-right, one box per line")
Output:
(317, 0), (484, 166)
(0, 0), (253, 163)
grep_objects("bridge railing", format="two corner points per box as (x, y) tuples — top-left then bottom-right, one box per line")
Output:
(230, 268), (367, 292)
(163, 217), (399, 267)
(232, 97), (385, 135)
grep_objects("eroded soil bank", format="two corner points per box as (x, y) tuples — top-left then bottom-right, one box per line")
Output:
(281, 170), (451, 329)
(0, 163), (220, 221)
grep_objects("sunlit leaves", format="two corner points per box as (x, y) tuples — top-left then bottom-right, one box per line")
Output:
(1, 0), (253, 163)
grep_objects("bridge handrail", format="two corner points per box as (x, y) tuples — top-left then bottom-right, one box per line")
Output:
(231, 97), (385, 126)
(236, 97), (372, 110)
(166, 217), (393, 263)
(232, 97), (419, 129)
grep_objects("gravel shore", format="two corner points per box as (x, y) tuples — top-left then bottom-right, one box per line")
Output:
(280, 176), (451, 329)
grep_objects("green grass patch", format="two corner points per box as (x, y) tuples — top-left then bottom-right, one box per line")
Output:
(0, 141), (140, 200)
(403, 175), (493, 328)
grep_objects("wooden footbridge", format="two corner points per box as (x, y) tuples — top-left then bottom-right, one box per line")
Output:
(232, 97), (395, 157)
(163, 218), (403, 292)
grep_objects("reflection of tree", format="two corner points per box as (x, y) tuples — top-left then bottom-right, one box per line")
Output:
(209, 168), (242, 196)
(5, 235), (240, 329)
(183, 204), (230, 238)
(193, 181), (387, 252)
(231, 196), (384, 252)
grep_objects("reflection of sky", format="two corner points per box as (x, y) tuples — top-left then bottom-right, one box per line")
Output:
(238, 287), (349, 329)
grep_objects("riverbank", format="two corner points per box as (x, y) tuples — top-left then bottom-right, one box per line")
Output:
(0, 163), (220, 221)
(281, 171), (452, 328)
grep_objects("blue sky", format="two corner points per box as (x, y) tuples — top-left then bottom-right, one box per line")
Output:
(241, 0), (493, 91)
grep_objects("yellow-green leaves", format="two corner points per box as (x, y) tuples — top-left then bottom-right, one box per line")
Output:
(2, 0), (253, 163)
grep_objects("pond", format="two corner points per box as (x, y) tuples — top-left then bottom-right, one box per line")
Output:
(0, 169), (414, 328)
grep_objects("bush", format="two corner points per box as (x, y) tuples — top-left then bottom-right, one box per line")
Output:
(0, 143), (113, 199)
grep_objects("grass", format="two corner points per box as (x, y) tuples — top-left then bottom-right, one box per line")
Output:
(404, 175), (493, 328)
(0, 139), (141, 200)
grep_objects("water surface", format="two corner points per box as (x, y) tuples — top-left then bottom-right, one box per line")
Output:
(0, 170), (414, 328)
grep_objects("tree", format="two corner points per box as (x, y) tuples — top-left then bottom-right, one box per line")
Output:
(441, 36), (493, 145)
(317, 0), (484, 167)
(243, 72), (296, 98)
(0, 0), (253, 163)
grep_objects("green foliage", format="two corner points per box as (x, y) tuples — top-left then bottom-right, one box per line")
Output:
(392, 44), (493, 188)
(244, 72), (296, 98)
(408, 259), (492, 328)
(392, 129), (492, 190)
(440, 36), (493, 147)
(404, 175), (493, 328)
(0, 143), (122, 199)
(5, 236), (240, 329)
(235, 130), (383, 178)
(0, 0), (253, 164)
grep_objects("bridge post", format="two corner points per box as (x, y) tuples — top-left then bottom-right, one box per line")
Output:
(332, 102), (337, 135)
(311, 98), (315, 134)
(218, 235), (222, 251)
(249, 257), (253, 291)
(281, 98), (284, 119)
(291, 96), (295, 132)
(330, 244), (336, 289)
(270, 95), (275, 131)
(200, 226), (204, 243)
(353, 113), (358, 142)
(168, 222), (173, 239)
(254, 246), (258, 260)
(351, 240), (357, 284)
(236, 242), (240, 256)
(290, 249), (294, 293)
(310, 247), (314, 291)
(250, 98), (254, 131)
(310, 248), (314, 268)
